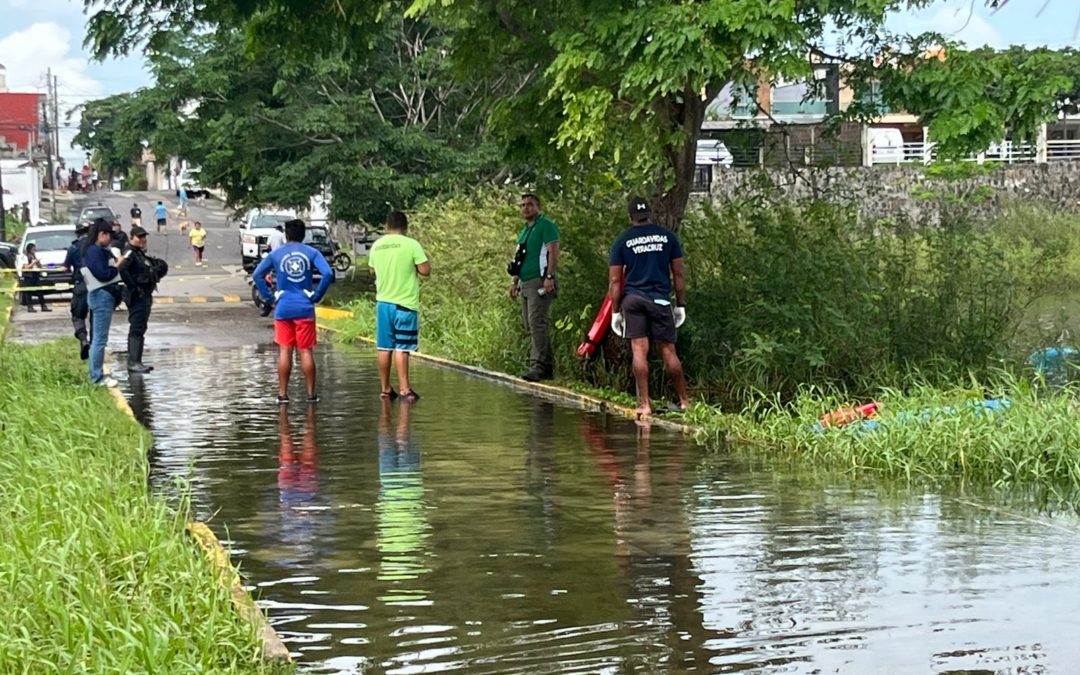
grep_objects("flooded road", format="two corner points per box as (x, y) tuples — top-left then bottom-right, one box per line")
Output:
(132, 344), (1080, 673)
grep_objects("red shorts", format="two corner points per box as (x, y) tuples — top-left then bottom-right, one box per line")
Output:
(275, 318), (317, 350)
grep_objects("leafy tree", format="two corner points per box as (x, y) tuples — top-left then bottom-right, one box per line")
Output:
(94, 19), (509, 223)
(83, 0), (1069, 227)
(851, 44), (1080, 157)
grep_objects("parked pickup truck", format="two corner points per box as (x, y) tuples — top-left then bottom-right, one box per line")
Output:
(238, 209), (297, 272)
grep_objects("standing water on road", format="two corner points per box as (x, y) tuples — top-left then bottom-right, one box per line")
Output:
(132, 344), (1080, 673)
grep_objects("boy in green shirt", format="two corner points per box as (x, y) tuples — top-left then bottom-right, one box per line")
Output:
(368, 211), (431, 401)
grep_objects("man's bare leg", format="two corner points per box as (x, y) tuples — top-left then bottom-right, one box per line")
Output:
(278, 345), (294, 398)
(658, 342), (690, 409)
(395, 350), (412, 394)
(631, 337), (652, 416)
(299, 348), (317, 397)
(378, 350), (393, 394)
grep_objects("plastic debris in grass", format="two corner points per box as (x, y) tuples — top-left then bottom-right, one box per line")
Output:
(813, 398), (1012, 434)
(1027, 347), (1079, 385)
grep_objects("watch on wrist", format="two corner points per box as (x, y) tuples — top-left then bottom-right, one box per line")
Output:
(545, 273), (556, 280)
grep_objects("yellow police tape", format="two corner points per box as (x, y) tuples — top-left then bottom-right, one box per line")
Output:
(0, 274), (244, 293)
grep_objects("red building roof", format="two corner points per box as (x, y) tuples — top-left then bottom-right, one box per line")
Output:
(0, 92), (43, 154)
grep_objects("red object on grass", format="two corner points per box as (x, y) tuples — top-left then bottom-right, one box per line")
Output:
(820, 401), (881, 428)
(577, 294), (615, 358)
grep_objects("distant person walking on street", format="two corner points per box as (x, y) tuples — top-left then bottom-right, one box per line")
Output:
(508, 193), (559, 382)
(19, 244), (51, 313)
(368, 211), (430, 401)
(189, 221), (207, 266)
(178, 185), (189, 216)
(254, 219), (334, 404)
(154, 201), (167, 234)
(82, 220), (132, 387)
(121, 226), (166, 373)
(63, 223), (92, 359)
(608, 196), (690, 416)
(130, 203), (142, 228)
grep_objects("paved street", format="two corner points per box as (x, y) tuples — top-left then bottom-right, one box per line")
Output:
(70, 189), (250, 302)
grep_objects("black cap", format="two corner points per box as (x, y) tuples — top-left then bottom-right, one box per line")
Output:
(628, 196), (651, 219)
(130, 226), (149, 238)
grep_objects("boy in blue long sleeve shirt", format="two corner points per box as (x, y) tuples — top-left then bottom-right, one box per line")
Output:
(254, 219), (334, 404)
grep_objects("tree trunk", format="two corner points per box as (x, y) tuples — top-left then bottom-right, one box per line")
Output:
(651, 89), (708, 232)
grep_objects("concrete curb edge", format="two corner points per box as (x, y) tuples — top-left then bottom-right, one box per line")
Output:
(314, 308), (698, 436)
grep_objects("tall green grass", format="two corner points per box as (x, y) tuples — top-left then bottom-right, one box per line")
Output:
(0, 340), (271, 672)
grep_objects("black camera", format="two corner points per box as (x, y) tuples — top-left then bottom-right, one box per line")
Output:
(506, 243), (527, 277)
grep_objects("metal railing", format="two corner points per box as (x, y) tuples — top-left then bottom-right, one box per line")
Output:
(1047, 139), (1080, 161)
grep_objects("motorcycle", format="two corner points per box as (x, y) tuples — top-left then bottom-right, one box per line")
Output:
(249, 270), (275, 316)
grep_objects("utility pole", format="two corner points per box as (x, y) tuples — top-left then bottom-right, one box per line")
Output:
(43, 68), (57, 222)
(0, 153), (6, 242)
(52, 73), (61, 166)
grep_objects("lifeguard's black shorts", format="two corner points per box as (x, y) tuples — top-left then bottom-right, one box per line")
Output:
(622, 293), (676, 343)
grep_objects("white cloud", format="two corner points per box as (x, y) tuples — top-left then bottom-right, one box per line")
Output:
(0, 21), (105, 165)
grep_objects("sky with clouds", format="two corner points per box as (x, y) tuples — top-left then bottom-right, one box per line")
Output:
(0, 0), (1077, 164)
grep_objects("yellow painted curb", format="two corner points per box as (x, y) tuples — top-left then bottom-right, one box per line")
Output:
(223, 295), (242, 303)
(317, 320), (697, 435)
(186, 522), (292, 663)
(190, 296), (208, 303)
(158, 296), (175, 304)
(109, 388), (134, 418)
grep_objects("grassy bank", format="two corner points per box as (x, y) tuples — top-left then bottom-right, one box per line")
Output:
(687, 378), (1080, 507)
(0, 340), (271, 672)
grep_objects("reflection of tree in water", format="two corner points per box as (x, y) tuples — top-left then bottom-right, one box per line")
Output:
(581, 416), (722, 671)
(271, 406), (333, 568)
(376, 400), (431, 604)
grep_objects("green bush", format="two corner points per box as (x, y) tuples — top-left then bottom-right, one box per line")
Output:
(334, 185), (1052, 408)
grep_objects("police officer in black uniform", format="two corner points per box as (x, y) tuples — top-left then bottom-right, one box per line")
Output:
(120, 226), (167, 373)
(63, 222), (93, 359)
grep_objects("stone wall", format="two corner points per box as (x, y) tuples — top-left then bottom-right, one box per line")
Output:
(705, 162), (1080, 223)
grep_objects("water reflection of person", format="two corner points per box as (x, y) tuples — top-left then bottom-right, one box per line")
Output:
(376, 399), (431, 602)
(582, 416), (718, 670)
(524, 401), (559, 544)
(276, 405), (322, 564)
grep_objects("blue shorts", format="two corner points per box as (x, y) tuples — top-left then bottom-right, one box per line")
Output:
(376, 301), (419, 352)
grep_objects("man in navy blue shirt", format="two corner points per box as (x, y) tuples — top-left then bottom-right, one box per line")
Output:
(254, 219), (334, 404)
(608, 196), (690, 416)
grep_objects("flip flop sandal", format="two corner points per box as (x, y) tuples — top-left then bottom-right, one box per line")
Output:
(380, 389), (399, 401)
(400, 389), (421, 402)
(277, 395), (290, 405)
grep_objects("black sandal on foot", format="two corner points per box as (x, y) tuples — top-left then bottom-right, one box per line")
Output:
(400, 389), (421, 402)
(307, 394), (320, 404)
(277, 395), (290, 405)
(380, 389), (399, 400)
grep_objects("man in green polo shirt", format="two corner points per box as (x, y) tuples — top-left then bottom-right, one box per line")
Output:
(509, 193), (560, 382)
(369, 211), (431, 401)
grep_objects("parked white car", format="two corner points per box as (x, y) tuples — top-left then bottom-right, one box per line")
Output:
(238, 208), (298, 272)
(16, 223), (77, 294)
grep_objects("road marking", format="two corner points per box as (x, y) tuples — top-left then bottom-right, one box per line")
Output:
(223, 295), (242, 303)
(158, 297), (174, 304)
(190, 296), (208, 303)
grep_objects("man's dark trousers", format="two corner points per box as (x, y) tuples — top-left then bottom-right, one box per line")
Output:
(71, 286), (90, 345)
(127, 292), (153, 367)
